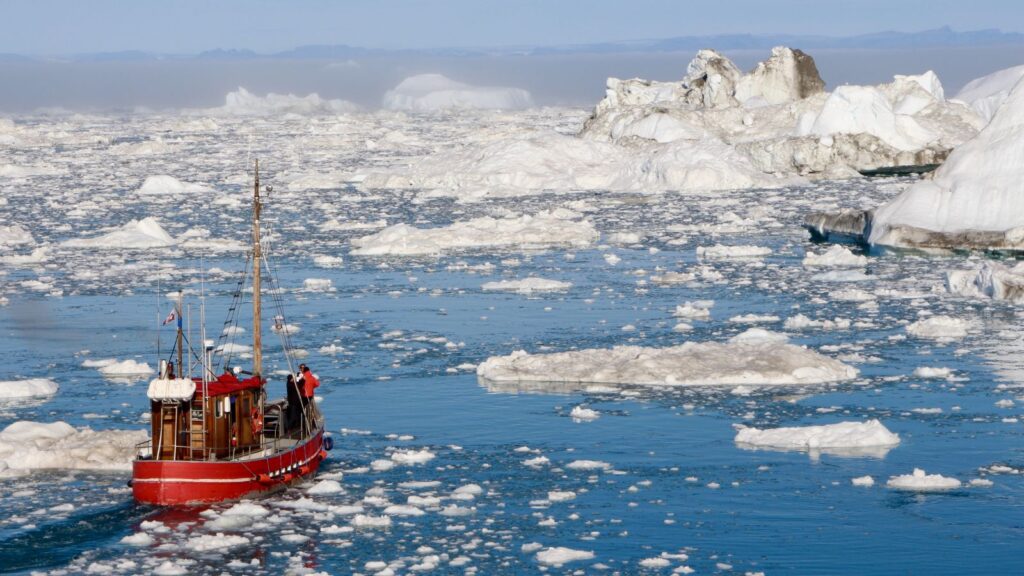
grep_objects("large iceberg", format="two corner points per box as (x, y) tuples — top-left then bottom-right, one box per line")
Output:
(953, 64), (1024, 123)
(382, 74), (534, 111)
(361, 47), (982, 201)
(869, 72), (1024, 249)
(477, 330), (857, 387)
(582, 47), (979, 177)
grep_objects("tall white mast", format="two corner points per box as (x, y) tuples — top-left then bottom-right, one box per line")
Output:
(252, 160), (263, 378)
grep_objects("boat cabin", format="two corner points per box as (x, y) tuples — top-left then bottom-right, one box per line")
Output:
(147, 366), (267, 461)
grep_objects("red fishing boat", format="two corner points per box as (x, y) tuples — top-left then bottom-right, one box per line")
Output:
(132, 160), (330, 505)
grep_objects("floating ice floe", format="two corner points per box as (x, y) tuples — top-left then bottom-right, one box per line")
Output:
(535, 547), (595, 567)
(0, 420), (148, 477)
(383, 73), (534, 111)
(0, 224), (34, 247)
(137, 175), (213, 196)
(947, 261), (1024, 303)
(350, 209), (598, 256)
(303, 278), (335, 292)
(63, 217), (176, 249)
(0, 378), (58, 400)
(697, 244), (771, 260)
(673, 300), (714, 320)
(481, 278), (572, 294)
(215, 87), (358, 116)
(734, 419), (900, 457)
(886, 468), (962, 491)
(906, 316), (969, 339)
(98, 359), (155, 378)
(802, 245), (867, 268)
(569, 406), (600, 422)
(869, 71), (1024, 249)
(477, 330), (857, 388)
(913, 367), (953, 379)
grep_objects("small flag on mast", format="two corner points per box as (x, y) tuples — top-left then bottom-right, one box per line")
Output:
(162, 310), (177, 326)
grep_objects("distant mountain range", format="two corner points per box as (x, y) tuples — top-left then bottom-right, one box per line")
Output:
(22, 27), (1024, 62)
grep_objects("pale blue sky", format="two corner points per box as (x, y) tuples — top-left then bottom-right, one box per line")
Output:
(2, 0), (1021, 54)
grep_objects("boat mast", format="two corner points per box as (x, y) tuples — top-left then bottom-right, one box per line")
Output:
(252, 160), (263, 379)
(175, 292), (183, 377)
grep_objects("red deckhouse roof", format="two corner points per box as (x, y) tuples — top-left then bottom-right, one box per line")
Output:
(193, 372), (264, 397)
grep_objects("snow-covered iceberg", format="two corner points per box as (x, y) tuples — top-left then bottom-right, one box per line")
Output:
(582, 47), (979, 177)
(62, 217), (176, 249)
(869, 73), (1024, 249)
(350, 209), (598, 256)
(383, 74), (533, 111)
(216, 87), (358, 116)
(477, 330), (857, 387)
(953, 64), (1024, 123)
(0, 421), (148, 477)
(734, 419), (900, 457)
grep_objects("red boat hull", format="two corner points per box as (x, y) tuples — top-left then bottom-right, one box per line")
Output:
(132, 431), (326, 505)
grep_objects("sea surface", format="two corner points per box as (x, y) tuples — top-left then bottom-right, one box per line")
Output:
(0, 110), (1022, 575)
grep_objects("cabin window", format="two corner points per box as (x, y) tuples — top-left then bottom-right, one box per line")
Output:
(215, 398), (224, 418)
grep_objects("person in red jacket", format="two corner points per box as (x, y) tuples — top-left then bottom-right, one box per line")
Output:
(298, 364), (319, 400)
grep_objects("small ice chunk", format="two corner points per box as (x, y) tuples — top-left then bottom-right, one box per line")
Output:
(887, 468), (961, 491)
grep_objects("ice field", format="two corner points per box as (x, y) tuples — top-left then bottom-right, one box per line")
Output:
(1, 79), (1024, 574)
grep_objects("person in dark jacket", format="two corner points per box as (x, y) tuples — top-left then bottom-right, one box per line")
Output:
(285, 374), (302, 432)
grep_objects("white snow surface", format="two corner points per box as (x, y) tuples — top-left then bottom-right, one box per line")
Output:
(350, 209), (598, 256)
(887, 468), (962, 491)
(954, 64), (1024, 123)
(0, 421), (148, 476)
(477, 334), (857, 387)
(734, 420), (900, 454)
(870, 73), (1024, 248)
(383, 74), (534, 111)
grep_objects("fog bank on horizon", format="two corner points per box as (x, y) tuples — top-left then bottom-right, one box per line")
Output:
(3, 45), (1024, 113)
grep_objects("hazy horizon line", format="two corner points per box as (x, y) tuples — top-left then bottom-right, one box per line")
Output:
(4, 25), (1023, 61)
